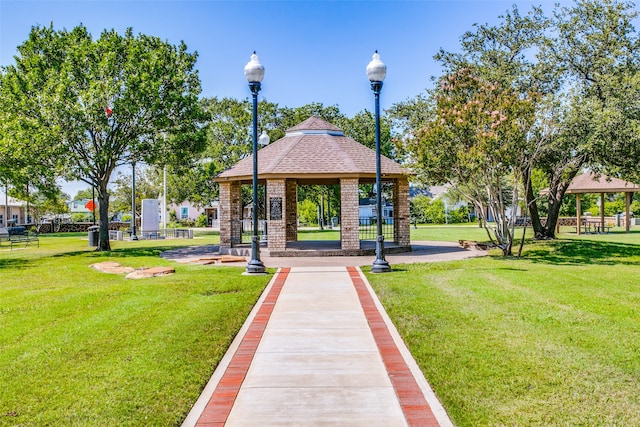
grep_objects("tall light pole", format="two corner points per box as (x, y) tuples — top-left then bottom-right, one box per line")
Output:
(367, 51), (391, 273)
(131, 161), (138, 240)
(244, 52), (267, 274)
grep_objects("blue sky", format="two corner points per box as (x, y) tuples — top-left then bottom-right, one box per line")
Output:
(1, 0), (567, 195)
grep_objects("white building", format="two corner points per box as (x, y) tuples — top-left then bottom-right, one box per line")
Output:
(158, 195), (220, 229)
(0, 192), (27, 226)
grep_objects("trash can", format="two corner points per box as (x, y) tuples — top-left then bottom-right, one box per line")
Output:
(88, 226), (99, 247)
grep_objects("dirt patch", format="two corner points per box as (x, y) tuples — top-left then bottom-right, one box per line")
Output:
(90, 262), (175, 279)
(90, 262), (135, 274)
(125, 266), (175, 280)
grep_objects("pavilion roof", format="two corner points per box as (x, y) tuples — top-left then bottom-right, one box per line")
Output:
(215, 116), (410, 182)
(565, 172), (640, 194)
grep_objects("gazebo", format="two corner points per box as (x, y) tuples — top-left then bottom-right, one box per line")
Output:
(213, 116), (412, 256)
(567, 172), (640, 235)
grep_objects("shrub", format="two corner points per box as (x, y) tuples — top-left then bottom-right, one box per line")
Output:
(71, 213), (90, 222)
(196, 213), (208, 228)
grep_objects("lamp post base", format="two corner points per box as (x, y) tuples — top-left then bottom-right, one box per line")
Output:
(371, 238), (391, 273)
(371, 258), (391, 273)
(245, 258), (267, 275)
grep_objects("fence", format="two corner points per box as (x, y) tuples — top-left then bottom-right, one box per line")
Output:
(358, 217), (394, 241)
(108, 228), (193, 240)
(231, 219), (267, 244)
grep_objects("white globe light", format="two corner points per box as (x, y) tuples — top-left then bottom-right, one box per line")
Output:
(258, 130), (270, 146)
(366, 51), (386, 82)
(244, 52), (265, 83)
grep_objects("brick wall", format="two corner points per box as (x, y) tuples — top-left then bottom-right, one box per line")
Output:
(286, 179), (298, 242)
(394, 178), (411, 246)
(340, 178), (360, 250)
(34, 222), (132, 233)
(219, 181), (242, 248)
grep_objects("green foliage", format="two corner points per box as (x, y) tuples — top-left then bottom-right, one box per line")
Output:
(297, 198), (318, 226)
(196, 213), (208, 228)
(70, 213), (90, 223)
(411, 194), (471, 224)
(448, 205), (470, 223)
(410, 194), (431, 223)
(17, 188), (69, 224)
(426, 199), (447, 224)
(72, 188), (94, 201)
(109, 165), (161, 217)
(403, 66), (538, 254)
(391, 1), (640, 242)
(1, 24), (207, 250)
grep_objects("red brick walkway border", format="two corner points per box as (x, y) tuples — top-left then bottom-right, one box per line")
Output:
(194, 266), (440, 426)
(347, 266), (440, 426)
(195, 268), (290, 426)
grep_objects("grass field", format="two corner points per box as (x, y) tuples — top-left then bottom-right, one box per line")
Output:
(2, 226), (640, 425)
(0, 232), (271, 426)
(366, 228), (640, 426)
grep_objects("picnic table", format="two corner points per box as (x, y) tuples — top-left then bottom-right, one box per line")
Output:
(577, 219), (612, 234)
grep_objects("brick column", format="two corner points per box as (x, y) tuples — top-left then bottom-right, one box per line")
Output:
(393, 178), (411, 246)
(340, 178), (360, 250)
(267, 179), (286, 251)
(286, 179), (298, 242)
(219, 181), (242, 249)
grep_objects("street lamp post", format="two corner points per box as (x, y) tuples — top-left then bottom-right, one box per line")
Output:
(367, 51), (391, 273)
(131, 161), (138, 240)
(244, 52), (267, 274)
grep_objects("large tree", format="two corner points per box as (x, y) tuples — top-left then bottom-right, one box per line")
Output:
(0, 24), (206, 250)
(392, 0), (640, 240)
(406, 67), (538, 255)
(525, 0), (640, 238)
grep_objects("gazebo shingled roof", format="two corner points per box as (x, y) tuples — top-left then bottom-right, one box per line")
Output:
(214, 116), (409, 182)
(565, 172), (640, 194)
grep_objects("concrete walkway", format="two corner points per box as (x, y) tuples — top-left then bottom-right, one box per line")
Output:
(163, 240), (486, 268)
(182, 267), (453, 427)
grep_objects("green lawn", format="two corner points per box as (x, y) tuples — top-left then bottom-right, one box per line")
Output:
(3, 226), (640, 425)
(0, 232), (271, 426)
(366, 228), (640, 426)
(297, 223), (492, 242)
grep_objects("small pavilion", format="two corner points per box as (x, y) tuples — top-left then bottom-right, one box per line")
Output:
(213, 116), (412, 256)
(567, 172), (640, 235)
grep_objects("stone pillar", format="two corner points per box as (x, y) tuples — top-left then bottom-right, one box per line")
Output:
(219, 181), (242, 249)
(286, 179), (298, 242)
(267, 179), (286, 251)
(340, 178), (360, 250)
(394, 178), (411, 246)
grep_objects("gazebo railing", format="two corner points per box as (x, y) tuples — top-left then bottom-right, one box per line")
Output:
(232, 219), (267, 244)
(358, 216), (394, 241)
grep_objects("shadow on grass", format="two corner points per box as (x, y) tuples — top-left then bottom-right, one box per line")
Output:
(524, 239), (640, 265)
(52, 245), (184, 260)
(0, 257), (35, 270)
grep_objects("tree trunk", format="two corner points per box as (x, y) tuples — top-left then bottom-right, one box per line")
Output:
(523, 167), (544, 238)
(542, 191), (563, 239)
(97, 183), (111, 251)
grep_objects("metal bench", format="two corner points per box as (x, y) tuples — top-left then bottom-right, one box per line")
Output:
(9, 231), (39, 250)
(0, 227), (10, 247)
